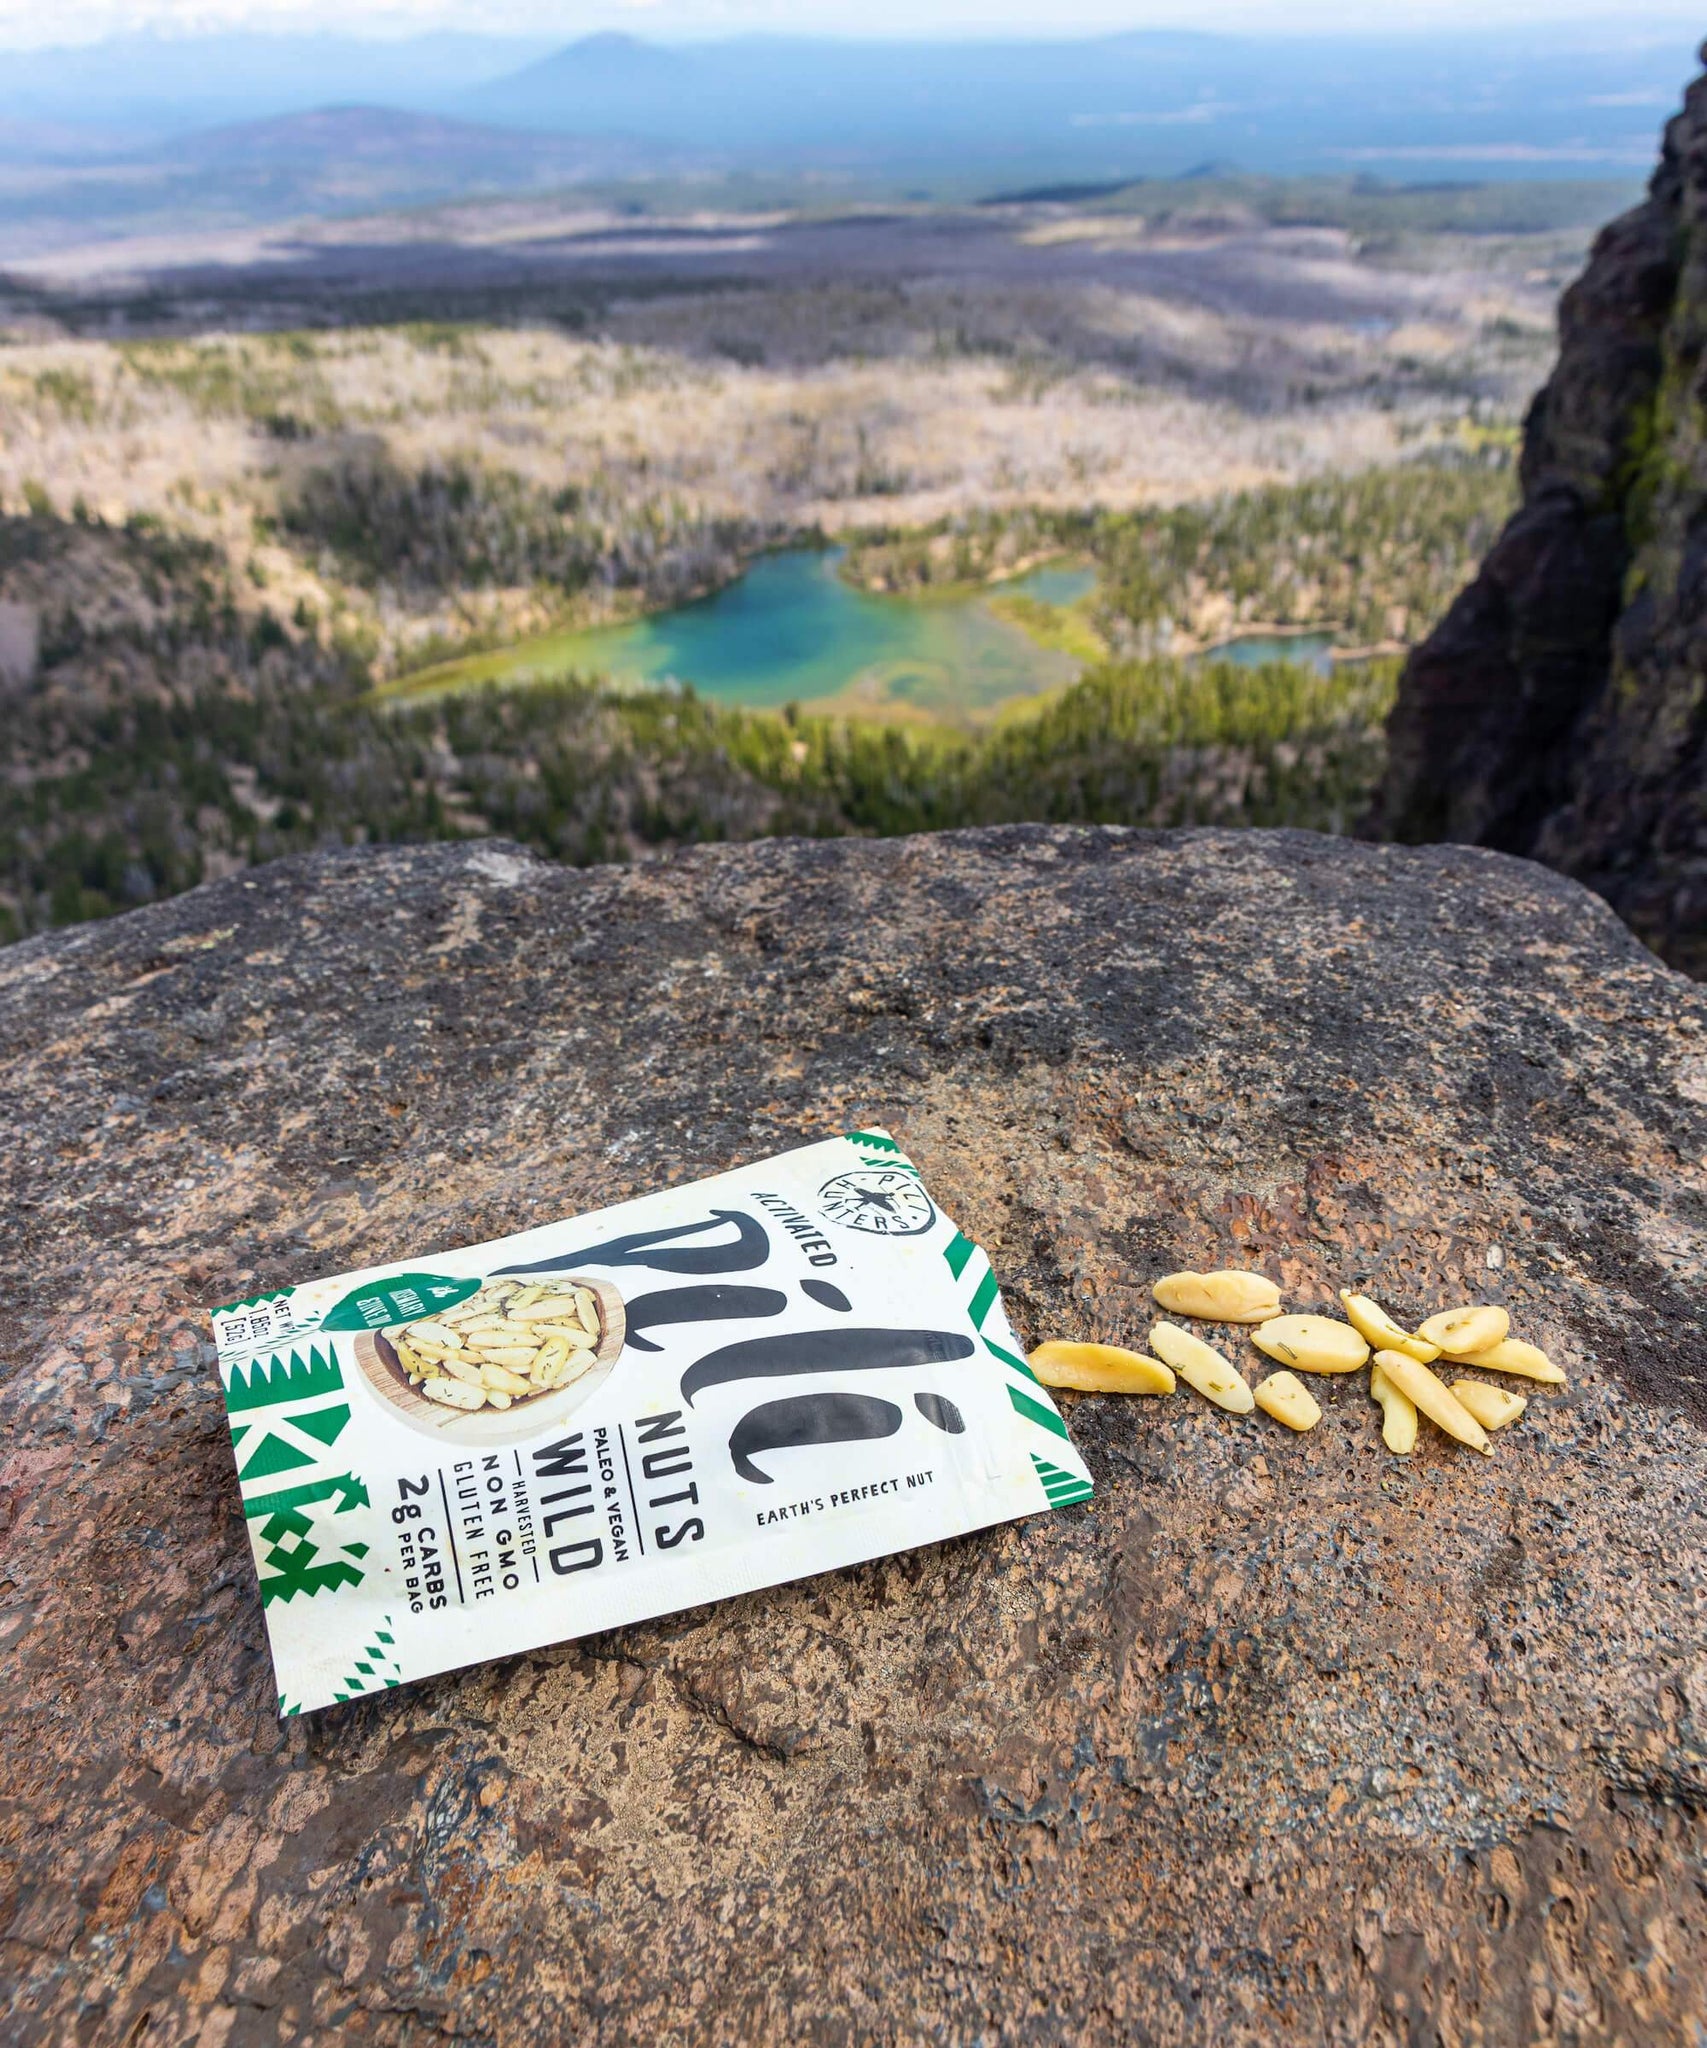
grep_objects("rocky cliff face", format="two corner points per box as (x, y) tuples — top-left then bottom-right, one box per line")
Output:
(1369, 55), (1707, 978)
(1, 827), (1704, 2044)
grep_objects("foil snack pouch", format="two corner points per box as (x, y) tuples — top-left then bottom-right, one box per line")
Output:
(209, 1129), (1094, 1714)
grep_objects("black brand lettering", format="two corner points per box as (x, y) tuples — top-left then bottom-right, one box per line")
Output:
(533, 1433), (589, 1480)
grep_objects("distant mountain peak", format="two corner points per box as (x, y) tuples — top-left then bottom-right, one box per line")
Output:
(516, 32), (692, 81)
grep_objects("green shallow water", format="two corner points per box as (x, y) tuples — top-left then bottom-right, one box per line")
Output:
(398, 549), (1098, 715)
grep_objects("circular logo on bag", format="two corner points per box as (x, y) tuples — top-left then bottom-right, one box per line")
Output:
(817, 1167), (937, 1236)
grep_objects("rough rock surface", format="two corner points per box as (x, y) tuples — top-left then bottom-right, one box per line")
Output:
(2, 825), (1705, 2047)
(1368, 56), (1707, 979)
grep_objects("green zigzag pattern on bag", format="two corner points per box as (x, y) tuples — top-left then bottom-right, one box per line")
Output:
(1031, 1454), (1094, 1507)
(331, 1620), (403, 1703)
(223, 1343), (374, 1607)
(212, 1287), (294, 1316)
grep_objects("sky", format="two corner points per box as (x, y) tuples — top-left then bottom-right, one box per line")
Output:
(1, 0), (1702, 47)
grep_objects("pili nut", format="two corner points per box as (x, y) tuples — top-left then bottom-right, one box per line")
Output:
(422, 1375), (485, 1411)
(1415, 1304), (1509, 1357)
(1252, 1314), (1370, 1374)
(1369, 1362), (1418, 1456)
(531, 1322), (596, 1348)
(1443, 1336), (1563, 1384)
(1339, 1290), (1441, 1362)
(1028, 1340), (1175, 1395)
(1149, 1321), (1255, 1414)
(1448, 1379), (1527, 1430)
(506, 1295), (584, 1323)
(1151, 1270), (1283, 1324)
(407, 1319), (465, 1351)
(1254, 1370), (1321, 1431)
(397, 1277), (602, 1410)
(1371, 1350), (1491, 1454)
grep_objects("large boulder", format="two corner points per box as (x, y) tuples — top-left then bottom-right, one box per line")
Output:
(1, 826), (1704, 2045)
(1367, 56), (1707, 980)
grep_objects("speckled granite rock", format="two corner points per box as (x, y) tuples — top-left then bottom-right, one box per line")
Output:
(2, 825), (1705, 2047)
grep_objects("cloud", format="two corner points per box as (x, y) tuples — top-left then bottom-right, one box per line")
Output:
(1069, 102), (1235, 128)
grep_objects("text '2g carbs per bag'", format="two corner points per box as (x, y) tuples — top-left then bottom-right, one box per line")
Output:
(209, 1130), (1092, 1714)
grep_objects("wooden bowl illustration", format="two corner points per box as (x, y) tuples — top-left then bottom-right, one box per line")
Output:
(352, 1276), (626, 1445)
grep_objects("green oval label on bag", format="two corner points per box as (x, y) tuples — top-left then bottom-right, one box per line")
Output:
(320, 1272), (480, 1332)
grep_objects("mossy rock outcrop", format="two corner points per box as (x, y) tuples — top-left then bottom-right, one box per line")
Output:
(1370, 54), (1707, 979)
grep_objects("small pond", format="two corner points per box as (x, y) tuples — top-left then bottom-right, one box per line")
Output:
(1195, 631), (1336, 676)
(394, 548), (1098, 716)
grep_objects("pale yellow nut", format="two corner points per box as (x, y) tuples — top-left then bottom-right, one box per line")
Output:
(531, 1335), (572, 1380)
(1252, 1314), (1370, 1374)
(1254, 1370), (1320, 1431)
(486, 1390), (513, 1411)
(1339, 1291), (1441, 1363)
(509, 1285), (548, 1308)
(431, 1350), (487, 1389)
(529, 1322), (598, 1350)
(1371, 1350), (1490, 1454)
(405, 1319), (466, 1351)
(1442, 1337), (1564, 1384)
(505, 1294), (586, 1323)
(1416, 1304), (1509, 1357)
(481, 1362), (535, 1396)
(1448, 1379), (1527, 1430)
(395, 1338), (429, 1374)
(1151, 1270), (1282, 1324)
(1149, 1322), (1255, 1414)
(470, 1345), (542, 1371)
(1028, 1340), (1176, 1395)
(573, 1287), (600, 1330)
(537, 1352), (572, 1389)
(421, 1375), (486, 1411)
(1369, 1363), (1418, 1455)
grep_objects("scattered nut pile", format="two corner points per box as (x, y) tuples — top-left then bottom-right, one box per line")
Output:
(1029, 1271), (1566, 1456)
(385, 1278), (604, 1413)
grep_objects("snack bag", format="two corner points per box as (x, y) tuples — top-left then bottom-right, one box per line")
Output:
(209, 1130), (1093, 1714)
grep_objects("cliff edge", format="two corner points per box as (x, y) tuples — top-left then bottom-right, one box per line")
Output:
(1, 827), (1704, 2044)
(1368, 53), (1707, 978)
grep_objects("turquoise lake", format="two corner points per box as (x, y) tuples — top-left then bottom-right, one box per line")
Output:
(401, 549), (1098, 715)
(1198, 630), (1335, 676)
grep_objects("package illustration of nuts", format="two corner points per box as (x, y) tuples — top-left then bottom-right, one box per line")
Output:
(207, 1131), (1092, 1717)
(355, 1276), (627, 1442)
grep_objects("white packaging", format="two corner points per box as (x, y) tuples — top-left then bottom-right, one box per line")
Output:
(209, 1129), (1093, 1715)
